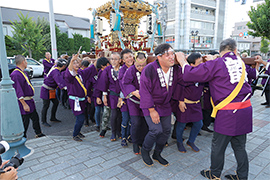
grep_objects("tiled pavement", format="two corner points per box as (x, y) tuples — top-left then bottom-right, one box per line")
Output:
(16, 90), (270, 180)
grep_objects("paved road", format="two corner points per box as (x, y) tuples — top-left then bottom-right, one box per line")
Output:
(0, 77), (96, 140)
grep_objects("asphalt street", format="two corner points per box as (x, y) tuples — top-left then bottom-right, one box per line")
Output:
(0, 77), (96, 140)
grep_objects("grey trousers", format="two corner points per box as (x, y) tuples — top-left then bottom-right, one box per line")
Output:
(210, 132), (248, 179)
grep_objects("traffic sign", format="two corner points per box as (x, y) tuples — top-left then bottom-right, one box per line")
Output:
(239, 32), (244, 37)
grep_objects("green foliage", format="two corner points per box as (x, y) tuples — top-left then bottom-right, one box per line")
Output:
(83, 37), (91, 52)
(247, 0), (270, 40)
(57, 33), (70, 55)
(260, 38), (269, 54)
(68, 38), (75, 54)
(8, 12), (46, 59)
(36, 17), (51, 52)
(73, 33), (84, 52)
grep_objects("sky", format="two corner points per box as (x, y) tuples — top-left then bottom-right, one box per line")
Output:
(0, 0), (264, 38)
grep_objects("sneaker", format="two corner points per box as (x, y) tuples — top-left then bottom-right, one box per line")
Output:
(73, 135), (83, 142)
(177, 141), (186, 153)
(141, 148), (153, 167)
(35, 133), (46, 138)
(127, 135), (132, 143)
(133, 143), (140, 155)
(152, 150), (169, 166)
(42, 122), (51, 127)
(110, 134), (116, 142)
(187, 141), (200, 152)
(225, 174), (240, 180)
(121, 138), (128, 147)
(50, 119), (61, 122)
(78, 132), (85, 138)
(99, 130), (107, 138)
(200, 169), (220, 180)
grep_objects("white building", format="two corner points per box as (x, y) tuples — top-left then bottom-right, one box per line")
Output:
(154, 0), (228, 52)
(1, 6), (91, 39)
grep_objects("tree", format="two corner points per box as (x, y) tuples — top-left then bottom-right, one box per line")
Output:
(9, 12), (46, 59)
(260, 38), (269, 55)
(247, 0), (270, 40)
(73, 33), (84, 52)
(36, 17), (51, 52)
(57, 32), (69, 55)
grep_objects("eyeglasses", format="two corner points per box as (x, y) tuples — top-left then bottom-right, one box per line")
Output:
(111, 58), (120, 61)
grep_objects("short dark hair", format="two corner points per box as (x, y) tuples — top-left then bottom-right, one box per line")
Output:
(209, 51), (219, 55)
(187, 53), (202, 64)
(96, 57), (110, 69)
(81, 60), (90, 67)
(15, 55), (25, 65)
(57, 59), (67, 67)
(154, 43), (172, 56)
(219, 38), (237, 53)
(120, 49), (133, 59)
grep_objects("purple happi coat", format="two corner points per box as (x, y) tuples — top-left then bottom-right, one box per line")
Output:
(140, 60), (182, 117)
(182, 52), (252, 136)
(122, 65), (143, 116)
(119, 64), (129, 112)
(40, 66), (66, 99)
(262, 59), (270, 85)
(96, 65), (121, 109)
(43, 58), (55, 76)
(93, 70), (107, 107)
(179, 80), (204, 123)
(10, 67), (36, 115)
(64, 65), (97, 116)
(245, 64), (257, 85)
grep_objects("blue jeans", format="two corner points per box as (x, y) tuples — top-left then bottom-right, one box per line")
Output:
(73, 113), (85, 137)
(95, 106), (103, 127)
(176, 120), (203, 143)
(121, 111), (131, 139)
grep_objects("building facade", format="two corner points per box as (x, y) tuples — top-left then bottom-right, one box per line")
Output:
(231, 21), (270, 57)
(154, 0), (228, 52)
(0, 7), (91, 39)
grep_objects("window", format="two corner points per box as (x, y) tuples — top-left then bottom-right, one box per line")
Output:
(27, 59), (39, 65)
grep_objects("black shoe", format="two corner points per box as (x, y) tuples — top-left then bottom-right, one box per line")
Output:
(200, 169), (220, 180)
(50, 119), (61, 122)
(141, 148), (153, 167)
(171, 134), (177, 139)
(261, 102), (268, 105)
(152, 150), (169, 166)
(35, 133), (46, 138)
(99, 130), (106, 138)
(42, 122), (51, 127)
(133, 143), (140, 155)
(266, 105), (270, 108)
(78, 132), (85, 138)
(73, 135), (83, 142)
(62, 103), (67, 109)
(224, 174), (240, 180)
(201, 125), (214, 133)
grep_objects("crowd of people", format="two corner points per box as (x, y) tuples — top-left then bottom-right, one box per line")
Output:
(9, 38), (270, 180)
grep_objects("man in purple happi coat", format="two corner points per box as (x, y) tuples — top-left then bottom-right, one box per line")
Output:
(139, 44), (182, 167)
(43, 52), (55, 77)
(118, 49), (134, 147)
(122, 51), (148, 155)
(176, 38), (252, 180)
(96, 52), (122, 141)
(64, 54), (97, 141)
(10, 55), (45, 138)
(176, 53), (204, 153)
(40, 59), (67, 127)
(255, 57), (270, 107)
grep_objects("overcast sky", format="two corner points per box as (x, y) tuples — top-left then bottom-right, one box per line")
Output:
(0, 0), (263, 38)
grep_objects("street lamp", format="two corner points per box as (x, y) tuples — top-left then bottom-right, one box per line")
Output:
(191, 30), (199, 52)
(0, 9), (31, 160)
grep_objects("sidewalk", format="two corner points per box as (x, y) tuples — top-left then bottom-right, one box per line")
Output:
(17, 91), (270, 180)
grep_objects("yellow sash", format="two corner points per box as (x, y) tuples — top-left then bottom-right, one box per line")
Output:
(14, 69), (35, 93)
(45, 58), (51, 63)
(75, 75), (87, 97)
(211, 61), (246, 118)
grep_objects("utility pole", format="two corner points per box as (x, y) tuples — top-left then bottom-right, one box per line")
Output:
(160, 1), (167, 43)
(49, 0), (58, 59)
